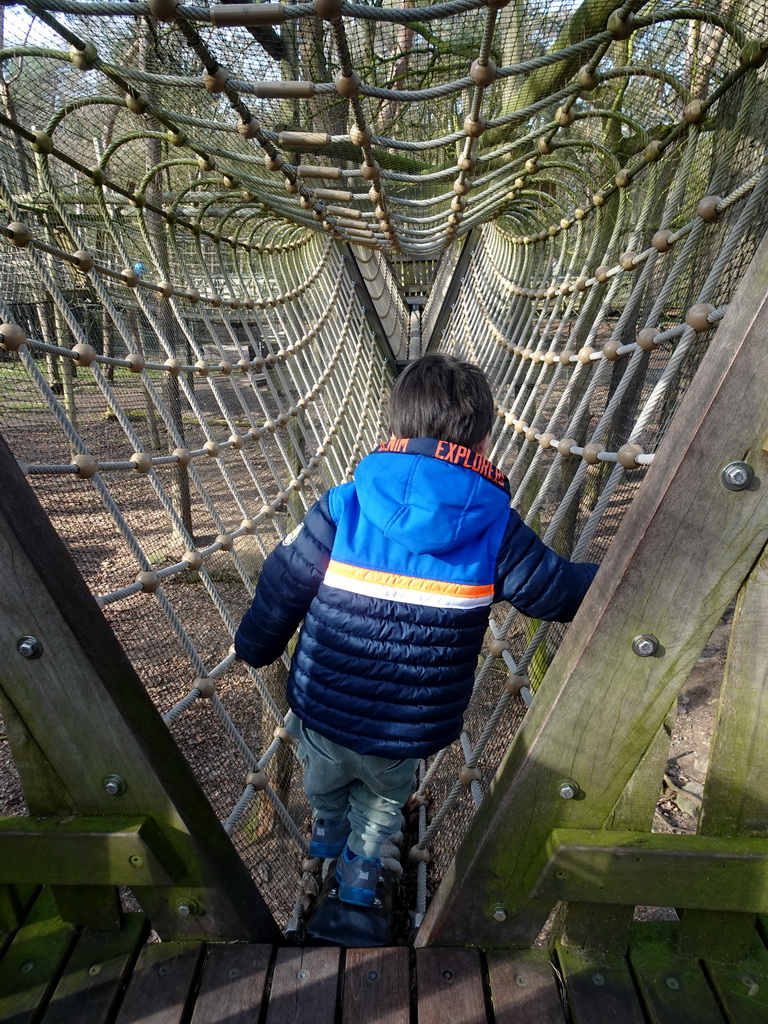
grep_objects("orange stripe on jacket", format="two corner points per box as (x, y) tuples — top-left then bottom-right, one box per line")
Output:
(326, 559), (494, 599)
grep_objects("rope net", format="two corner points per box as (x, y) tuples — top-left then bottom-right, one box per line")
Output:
(0, 0), (766, 930)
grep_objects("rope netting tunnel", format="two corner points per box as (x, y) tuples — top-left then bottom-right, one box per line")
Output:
(0, 0), (767, 932)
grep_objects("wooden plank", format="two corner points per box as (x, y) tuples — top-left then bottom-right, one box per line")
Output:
(416, 947), (487, 1024)
(0, 816), (178, 886)
(0, 437), (280, 942)
(42, 913), (147, 1024)
(629, 923), (724, 1024)
(488, 949), (566, 1023)
(113, 941), (202, 1024)
(556, 944), (646, 1024)
(704, 939), (768, 1024)
(343, 947), (410, 1024)
(0, 885), (38, 931)
(0, 888), (80, 1024)
(417, 233), (768, 947)
(527, 829), (768, 912)
(265, 946), (340, 1024)
(190, 943), (272, 1024)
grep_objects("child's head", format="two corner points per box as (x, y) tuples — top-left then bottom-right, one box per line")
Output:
(389, 352), (494, 449)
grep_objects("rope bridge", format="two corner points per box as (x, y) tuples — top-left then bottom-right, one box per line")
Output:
(0, 0), (766, 939)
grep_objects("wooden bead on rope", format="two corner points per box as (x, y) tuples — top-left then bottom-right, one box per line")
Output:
(644, 139), (664, 162)
(246, 770), (268, 790)
(130, 451), (152, 473)
(72, 453), (98, 478)
(615, 168), (631, 188)
(602, 339), (621, 361)
(204, 441), (220, 458)
(696, 195), (722, 223)
(228, 433), (243, 450)
(558, 437), (577, 457)
(349, 124), (372, 146)
(121, 268), (139, 288)
(505, 672), (527, 696)
(619, 251), (637, 270)
(408, 845), (431, 864)
(489, 637), (510, 658)
(684, 99), (705, 123)
(33, 132), (53, 155)
(637, 327), (661, 351)
(184, 550), (204, 571)
(195, 677), (216, 698)
(582, 442), (604, 465)
(360, 161), (380, 181)
(559, 349), (575, 365)
(537, 137), (553, 155)
(459, 765), (481, 787)
(216, 533), (233, 551)
(165, 357), (182, 375)
(241, 518), (257, 534)
(173, 447), (192, 466)
(125, 352), (145, 373)
(464, 115), (486, 138)
(6, 222), (33, 247)
(273, 725), (292, 741)
(470, 58), (496, 87)
(593, 265), (610, 283)
(195, 360), (209, 377)
(126, 92), (148, 116)
(335, 70), (361, 97)
(651, 229), (673, 252)
(607, 10), (634, 38)
(685, 302), (715, 332)
(89, 167), (107, 186)
(539, 431), (555, 450)
(740, 39), (768, 68)
(203, 66), (229, 93)
(577, 65), (599, 90)
(617, 443), (643, 469)
(72, 343), (97, 366)
(71, 250), (94, 271)
(135, 570), (160, 593)
(219, 360), (233, 375)
(577, 345), (594, 363)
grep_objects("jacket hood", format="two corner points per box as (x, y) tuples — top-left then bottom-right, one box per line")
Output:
(353, 442), (510, 556)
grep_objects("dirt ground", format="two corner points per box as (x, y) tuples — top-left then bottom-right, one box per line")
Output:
(654, 603), (733, 835)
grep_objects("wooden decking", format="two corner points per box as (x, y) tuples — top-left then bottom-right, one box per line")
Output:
(2, 890), (768, 1022)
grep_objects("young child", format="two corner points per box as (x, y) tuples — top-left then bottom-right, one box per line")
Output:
(235, 353), (598, 907)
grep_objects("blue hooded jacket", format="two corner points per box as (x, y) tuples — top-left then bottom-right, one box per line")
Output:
(235, 438), (598, 758)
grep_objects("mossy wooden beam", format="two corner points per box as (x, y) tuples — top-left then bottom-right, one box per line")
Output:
(0, 436), (281, 942)
(527, 829), (768, 913)
(417, 233), (768, 948)
(0, 816), (179, 887)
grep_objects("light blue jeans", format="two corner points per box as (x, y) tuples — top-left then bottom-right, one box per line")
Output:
(290, 717), (418, 859)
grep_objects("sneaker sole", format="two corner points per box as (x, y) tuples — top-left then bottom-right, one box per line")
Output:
(338, 883), (377, 907)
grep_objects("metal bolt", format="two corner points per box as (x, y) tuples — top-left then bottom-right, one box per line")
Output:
(631, 634), (659, 657)
(515, 974), (528, 987)
(102, 774), (126, 796)
(228, 968), (240, 979)
(296, 969), (310, 982)
(492, 905), (508, 922)
(558, 778), (579, 800)
(721, 462), (753, 491)
(20, 962), (34, 974)
(88, 965), (102, 977)
(129, 855), (143, 866)
(176, 900), (196, 917)
(592, 973), (605, 986)
(665, 976), (680, 991)
(554, 869), (569, 881)
(441, 970), (454, 982)
(367, 970), (380, 982)
(17, 636), (43, 659)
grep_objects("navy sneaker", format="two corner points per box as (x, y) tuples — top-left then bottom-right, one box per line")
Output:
(335, 845), (381, 907)
(309, 817), (350, 859)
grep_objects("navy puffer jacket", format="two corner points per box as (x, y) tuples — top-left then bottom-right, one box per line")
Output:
(235, 438), (598, 758)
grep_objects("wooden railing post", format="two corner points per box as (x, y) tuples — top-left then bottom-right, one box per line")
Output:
(0, 437), (281, 942)
(416, 233), (768, 949)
